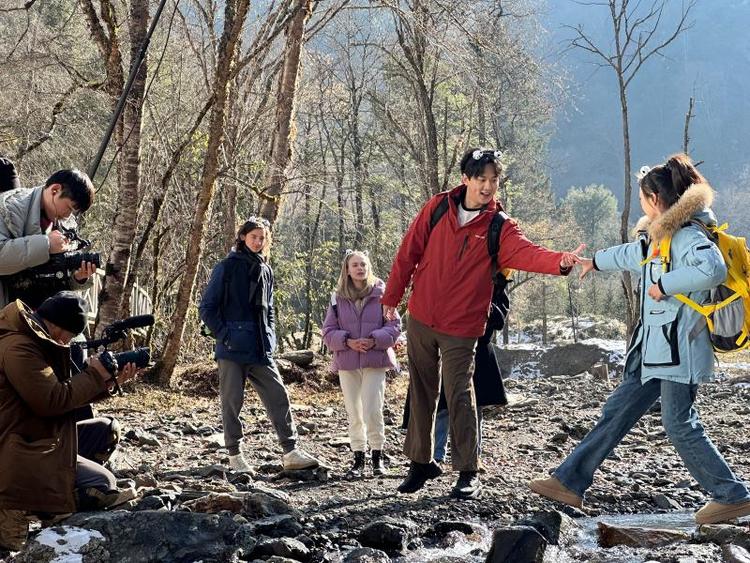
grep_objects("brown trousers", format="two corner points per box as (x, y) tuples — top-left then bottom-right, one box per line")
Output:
(404, 317), (478, 471)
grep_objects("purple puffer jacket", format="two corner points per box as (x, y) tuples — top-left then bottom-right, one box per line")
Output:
(321, 280), (401, 372)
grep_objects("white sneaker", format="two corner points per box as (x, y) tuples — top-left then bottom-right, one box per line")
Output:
(282, 448), (320, 471)
(228, 453), (253, 472)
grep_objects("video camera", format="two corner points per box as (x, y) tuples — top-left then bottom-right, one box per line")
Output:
(74, 314), (154, 395)
(7, 224), (102, 308)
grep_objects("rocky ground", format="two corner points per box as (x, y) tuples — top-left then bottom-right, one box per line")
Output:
(2, 340), (750, 562)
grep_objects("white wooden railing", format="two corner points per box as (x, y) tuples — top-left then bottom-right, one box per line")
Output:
(82, 269), (153, 329)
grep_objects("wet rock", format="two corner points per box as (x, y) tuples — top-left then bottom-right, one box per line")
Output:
(597, 521), (690, 548)
(653, 493), (682, 510)
(15, 510), (255, 563)
(486, 526), (547, 562)
(253, 537), (310, 561)
(695, 524), (750, 550)
(358, 517), (418, 554)
(183, 491), (297, 519)
(723, 544), (750, 563)
(519, 510), (576, 546)
(342, 547), (390, 562)
(430, 520), (481, 537)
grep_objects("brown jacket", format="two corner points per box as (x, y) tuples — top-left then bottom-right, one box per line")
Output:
(0, 301), (107, 513)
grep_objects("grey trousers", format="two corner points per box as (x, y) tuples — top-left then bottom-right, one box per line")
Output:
(218, 359), (297, 455)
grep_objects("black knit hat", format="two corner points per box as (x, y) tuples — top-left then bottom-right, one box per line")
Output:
(36, 291), (88, 334)
(0, 157), (21, 192)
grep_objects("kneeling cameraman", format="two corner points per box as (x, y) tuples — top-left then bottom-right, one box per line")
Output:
(0, 292), (137, 551)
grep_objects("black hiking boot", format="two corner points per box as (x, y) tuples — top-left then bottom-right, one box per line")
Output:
(397, 461), (442, 493)
(372, 450), (385, 476)
(347, 451), (366, 479)
(451, 471), (483, 499)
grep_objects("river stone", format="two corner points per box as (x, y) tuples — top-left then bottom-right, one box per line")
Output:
(249, 514), (303, 537)
(15, 510), (255, 563)
(723, 544), (750, 563)
(343, 547), (390, 562)
(485, 526), (547, 563)
(695, 524), (750, 550)
(359, 517), (418, 554)
(652, 493), (682, 510)
(431, 520), (481, 537)
(597, 521), (690, 548)
(253, 537), (310, 561)
(518, 510), (577, 546)
(183, 491), (297, 519)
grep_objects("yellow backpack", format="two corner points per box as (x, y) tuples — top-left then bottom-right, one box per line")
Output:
(654, 222), (750, 353)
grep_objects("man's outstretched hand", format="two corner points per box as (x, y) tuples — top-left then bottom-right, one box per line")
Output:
(560, 243), (586, 269)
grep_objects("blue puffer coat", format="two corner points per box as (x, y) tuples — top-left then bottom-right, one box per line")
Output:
(593, 183), (726, 384)
(199, 247), (276, 366)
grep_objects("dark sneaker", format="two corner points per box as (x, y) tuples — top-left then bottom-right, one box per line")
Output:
(397, 461), (443, 493)
(451, 471), (483, 499)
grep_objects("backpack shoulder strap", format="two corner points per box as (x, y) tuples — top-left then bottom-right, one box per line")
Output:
(330, 292), (338, 317)
(429, 194), (450, 231)
(487, 212), (507, 281)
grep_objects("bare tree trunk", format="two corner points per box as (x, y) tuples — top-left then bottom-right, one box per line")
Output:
(259, 0), (314, 225)
(351, 105), (365, 249)
(683, 96), (695, 155)
(153, 0), (251, 386)
(95, 0), (149, 332)
(617, 75), (637, 335)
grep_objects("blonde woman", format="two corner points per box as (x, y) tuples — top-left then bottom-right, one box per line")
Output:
(322, 251), (401, 477)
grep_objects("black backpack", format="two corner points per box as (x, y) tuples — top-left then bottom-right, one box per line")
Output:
(428, 194), (510, 332)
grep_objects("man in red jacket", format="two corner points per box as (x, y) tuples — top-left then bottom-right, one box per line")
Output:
(383, 148), (583, 499)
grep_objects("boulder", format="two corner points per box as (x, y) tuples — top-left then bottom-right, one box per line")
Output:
(343, 547), (391, 562)
(723, 544), (750, 563)
(253, 537), (310, 561)
(518, 510), (577, 546)
(597, 522), (690, 548)
(279, 350), (315, 368)
(15, 510), (255, 563)
(485, 526), (547, 563)
(358, 517), (418, 554)
(695, 524), (750, 550)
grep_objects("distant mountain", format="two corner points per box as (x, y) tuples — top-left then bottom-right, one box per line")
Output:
(544, 0), (750, 207)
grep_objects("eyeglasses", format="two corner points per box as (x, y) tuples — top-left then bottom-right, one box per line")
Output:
(472, 149), (503, 161)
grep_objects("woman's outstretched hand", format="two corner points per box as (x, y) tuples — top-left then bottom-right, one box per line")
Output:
(579, 258), (595, 280)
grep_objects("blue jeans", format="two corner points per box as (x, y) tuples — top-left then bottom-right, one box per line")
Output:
(554, 370), (750, 504)
(434, 405), (483, 463)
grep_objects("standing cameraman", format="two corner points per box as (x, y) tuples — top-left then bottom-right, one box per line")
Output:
(0, 168), (98, 309)
(0, 292), (137, 551)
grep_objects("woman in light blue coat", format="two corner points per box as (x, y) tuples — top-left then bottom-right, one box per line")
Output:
(530, 154), (750, 525)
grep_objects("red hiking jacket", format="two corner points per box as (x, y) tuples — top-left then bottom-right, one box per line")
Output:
(382, 185), (567, 338)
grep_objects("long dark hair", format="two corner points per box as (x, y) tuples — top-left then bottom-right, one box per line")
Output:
(639, 153), (706, 208)
(235, 217), (271, 257)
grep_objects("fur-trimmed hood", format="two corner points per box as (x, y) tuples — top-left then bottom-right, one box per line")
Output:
(633, 183), (716, 241)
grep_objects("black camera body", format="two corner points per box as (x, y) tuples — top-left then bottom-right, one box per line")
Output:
(99, 348), (151, 376)
(7, 224), (101, 308)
